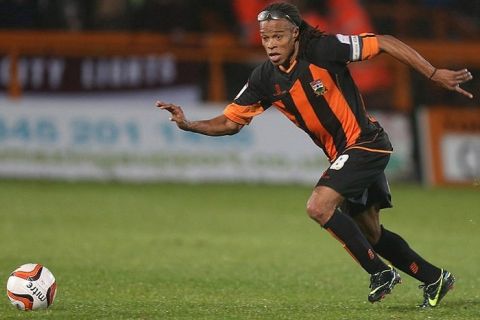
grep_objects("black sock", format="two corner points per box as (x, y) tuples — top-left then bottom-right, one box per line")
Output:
(323, 210), (388, 274)
(373, 226), (441, 284)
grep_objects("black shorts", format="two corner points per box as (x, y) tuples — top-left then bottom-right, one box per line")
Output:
(316, 131), (393, 216)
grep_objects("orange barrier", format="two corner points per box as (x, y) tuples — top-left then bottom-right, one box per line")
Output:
(1, 31), (479, 110)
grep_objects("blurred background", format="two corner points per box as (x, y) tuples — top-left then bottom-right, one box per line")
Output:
(0, 0), (479, 186)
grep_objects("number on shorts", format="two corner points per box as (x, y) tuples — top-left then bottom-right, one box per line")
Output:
(330, 155), (349, 170)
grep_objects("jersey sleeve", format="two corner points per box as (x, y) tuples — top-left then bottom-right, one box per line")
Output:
(310, 33), (380, 63)
(223, 102), (265, 125)
(223, 66), (270, 125)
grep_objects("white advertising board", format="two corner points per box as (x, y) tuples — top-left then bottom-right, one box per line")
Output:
(417, 106), (480, 186)
(441, 134), (480, 183)
(0, 96), (412, 184)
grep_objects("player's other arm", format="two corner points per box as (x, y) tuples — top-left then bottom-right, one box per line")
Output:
(377, 35), (473, 99)
(156, 101), (243, 136)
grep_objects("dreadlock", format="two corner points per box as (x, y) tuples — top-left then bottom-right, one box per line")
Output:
(261, 2), (325, 59)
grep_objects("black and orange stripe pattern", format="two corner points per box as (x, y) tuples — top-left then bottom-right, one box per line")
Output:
(277, 63), (363, 160)
(225, 33), (389, 161)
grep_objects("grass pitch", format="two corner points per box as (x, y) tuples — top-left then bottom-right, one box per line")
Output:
(0, 180), (479, 319)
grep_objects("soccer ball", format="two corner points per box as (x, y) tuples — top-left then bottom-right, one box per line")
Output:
(6, 263), (57, 310)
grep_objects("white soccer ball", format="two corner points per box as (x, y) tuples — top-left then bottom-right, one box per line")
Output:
(6, 263), (57, 311)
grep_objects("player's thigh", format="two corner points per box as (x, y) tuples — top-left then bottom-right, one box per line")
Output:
(317, 148), (391, 199)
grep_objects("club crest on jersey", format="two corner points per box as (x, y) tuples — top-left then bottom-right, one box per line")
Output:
(310, 79), (327, 96)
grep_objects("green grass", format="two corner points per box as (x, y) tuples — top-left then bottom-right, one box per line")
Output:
(0, 180), (479, 319)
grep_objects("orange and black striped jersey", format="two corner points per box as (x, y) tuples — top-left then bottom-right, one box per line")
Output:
(223, 33), (392, 162)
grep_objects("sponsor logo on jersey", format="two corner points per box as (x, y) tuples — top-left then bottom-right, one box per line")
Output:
(273, 83), (287, 97)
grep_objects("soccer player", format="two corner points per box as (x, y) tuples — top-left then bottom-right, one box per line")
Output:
(157, 2), (473, 306)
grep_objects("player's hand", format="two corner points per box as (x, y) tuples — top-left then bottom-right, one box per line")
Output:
(431, 68), (473, 99)
(156, 101), (189, 130)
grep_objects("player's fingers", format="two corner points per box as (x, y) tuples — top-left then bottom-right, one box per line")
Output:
(156, 101), (178, 109)
(155, 100), (167, 108)
(158, 104), (177, 111)
(454, 75), (472, 84)
(454, 85), (474, 99)
(454, 69), (473, 82)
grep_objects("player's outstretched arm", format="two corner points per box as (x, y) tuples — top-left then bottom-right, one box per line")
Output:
(156, 101), (243, 136)
(377, 35), (473, 99)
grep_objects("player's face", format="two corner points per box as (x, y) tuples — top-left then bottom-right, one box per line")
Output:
(260, 19), (299, 67)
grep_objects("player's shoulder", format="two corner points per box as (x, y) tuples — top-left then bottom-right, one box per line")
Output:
(250, 60), (274, 84)
(234, 61), (272, 102)
(306, 34), (340, 51)
(304, 34), (338, 60)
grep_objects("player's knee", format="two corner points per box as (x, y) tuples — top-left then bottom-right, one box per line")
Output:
(306, 186), (342, 226)
(306, 201), (334, 226)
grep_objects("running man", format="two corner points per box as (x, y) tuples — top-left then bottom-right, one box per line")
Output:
(157, 2), (473, 306)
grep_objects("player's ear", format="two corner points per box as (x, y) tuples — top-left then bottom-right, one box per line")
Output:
(292, 26), (299, 40)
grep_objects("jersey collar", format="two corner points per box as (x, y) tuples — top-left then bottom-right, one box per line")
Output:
(278, 60), (298, 74)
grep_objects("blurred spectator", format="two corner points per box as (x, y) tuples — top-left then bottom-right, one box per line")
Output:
(195, 0), (238, 34)
(421, 0), (480, 40)
(364, 0), (479, 40)
(0, 0), (91, 31)
(0, 0), (239, 33)
(127, 0), (199, 32)
(296, 1), (329, 31)
(126, 0), (237, 34)
(0, 0), (478, 38)
(0, 0), (39, 28)
(232, 0), (272, 45)
(62, 0), (84, 30)
(36, 0), (69, 29)
(93, 0), (128, 30)
(300, 0), (393, 104)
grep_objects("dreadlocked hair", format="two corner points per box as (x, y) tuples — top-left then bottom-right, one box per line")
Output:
(297, 21), (325, 58)
(261, 2), (325, 59)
